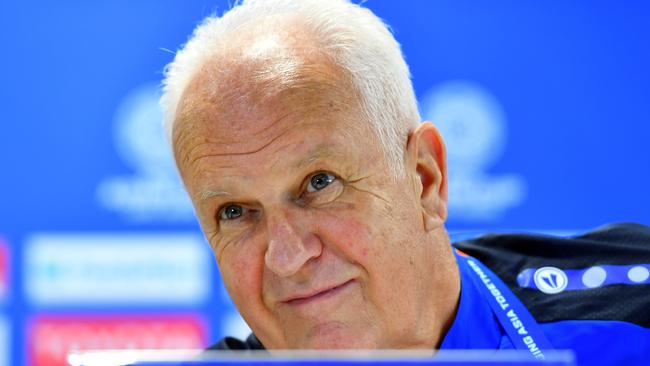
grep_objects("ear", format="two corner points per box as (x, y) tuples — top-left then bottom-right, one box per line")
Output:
(405, 121), (448, 231)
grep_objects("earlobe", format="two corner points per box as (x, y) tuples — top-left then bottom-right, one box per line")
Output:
(405, 122), (448, 232)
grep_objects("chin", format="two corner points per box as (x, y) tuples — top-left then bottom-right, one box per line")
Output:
(298, 322), (377, 349)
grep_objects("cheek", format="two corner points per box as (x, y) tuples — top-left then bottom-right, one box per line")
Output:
(218, 237), (266, 313)
(315, 209), (375, 260)
(217, 231), (290, 348)
(315, 191), (423, 285)
(315, 188), (410, 262)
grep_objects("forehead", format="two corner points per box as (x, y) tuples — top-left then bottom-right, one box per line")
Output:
(175, 70), (354, 154)
(172, 32), (374, 165)
(172, 46), (380, 195)
(175, 77), (366, 165)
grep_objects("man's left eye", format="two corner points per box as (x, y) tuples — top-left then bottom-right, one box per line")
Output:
(307, 172), (336, 192)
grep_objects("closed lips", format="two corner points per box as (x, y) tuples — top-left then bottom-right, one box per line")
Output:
(283, 279), (354, 305)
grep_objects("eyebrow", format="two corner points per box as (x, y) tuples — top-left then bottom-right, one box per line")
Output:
(198, 146), (347, 203)
(198, 189), (230, 202)
(292, 147), (341, 170)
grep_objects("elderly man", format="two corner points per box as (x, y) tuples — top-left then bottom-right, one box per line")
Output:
(160, 0), (650, 364)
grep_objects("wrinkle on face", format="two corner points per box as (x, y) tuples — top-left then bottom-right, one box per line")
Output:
(175, 79), (372, 216)
(173, 62), (364, 183)
(347, 184), (391, 205)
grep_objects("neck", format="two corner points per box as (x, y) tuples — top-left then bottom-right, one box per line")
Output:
(389, 229), (460, 350)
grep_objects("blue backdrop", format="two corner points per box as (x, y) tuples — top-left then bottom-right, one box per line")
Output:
(0, 1), (649, 365)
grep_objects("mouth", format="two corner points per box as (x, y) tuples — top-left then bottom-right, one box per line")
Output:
(284, 279), (355, 307)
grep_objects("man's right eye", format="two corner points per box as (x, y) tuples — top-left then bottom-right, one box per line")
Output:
(219, 204), (247, 220)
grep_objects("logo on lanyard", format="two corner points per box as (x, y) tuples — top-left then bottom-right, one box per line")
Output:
(534, 267), (568, 294)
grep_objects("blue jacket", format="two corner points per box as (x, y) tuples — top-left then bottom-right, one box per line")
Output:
(451, 223), (650, 365)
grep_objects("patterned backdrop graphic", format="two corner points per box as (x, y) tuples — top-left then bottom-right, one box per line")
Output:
(0, 1), (649, 365)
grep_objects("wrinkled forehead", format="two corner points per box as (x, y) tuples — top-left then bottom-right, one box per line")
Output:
(171, 32), (371, 172)
(177, 60), (352, 134)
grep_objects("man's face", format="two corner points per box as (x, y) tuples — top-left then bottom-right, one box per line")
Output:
(173, 55), (456, 349)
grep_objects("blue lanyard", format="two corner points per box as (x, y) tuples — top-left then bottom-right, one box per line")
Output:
(455, 250), (555, 360)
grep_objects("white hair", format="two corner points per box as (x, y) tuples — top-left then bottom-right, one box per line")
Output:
(160, 0), (421, 177)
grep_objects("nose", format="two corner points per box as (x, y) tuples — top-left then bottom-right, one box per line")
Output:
(264, 209), (322, 278)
